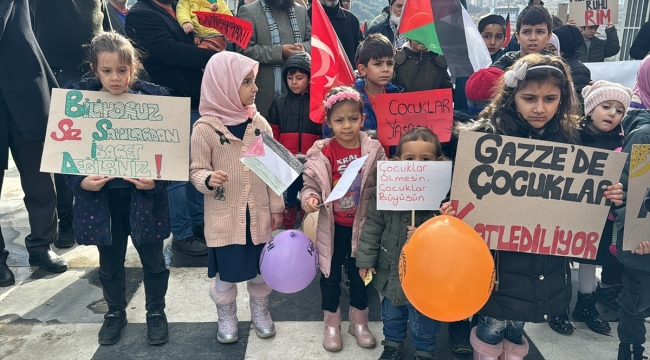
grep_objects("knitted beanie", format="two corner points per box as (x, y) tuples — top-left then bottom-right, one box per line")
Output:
(466, 67), (505, 101)
(582, 80), (633, 115)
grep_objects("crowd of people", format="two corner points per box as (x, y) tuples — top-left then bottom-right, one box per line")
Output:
(1, 0), (650, 359)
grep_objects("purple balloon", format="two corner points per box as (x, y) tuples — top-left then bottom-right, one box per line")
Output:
(260, 230), (319, 294)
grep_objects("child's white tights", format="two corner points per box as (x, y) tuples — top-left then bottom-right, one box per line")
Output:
(578, 264), (598, 294)
(214, 273), (266, 291)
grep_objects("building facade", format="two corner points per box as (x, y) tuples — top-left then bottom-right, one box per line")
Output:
(619, 0), (650, 60)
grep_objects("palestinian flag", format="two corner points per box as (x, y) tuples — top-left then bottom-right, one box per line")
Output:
(503, 13), (512, 48)
(398, 0), (491, 79)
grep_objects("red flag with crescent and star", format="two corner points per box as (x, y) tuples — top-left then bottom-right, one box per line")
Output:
(309, 0), (356, 124)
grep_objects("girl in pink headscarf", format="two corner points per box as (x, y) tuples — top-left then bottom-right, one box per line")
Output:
(189, 52), (284, 344)
(631, 55), (650, 109)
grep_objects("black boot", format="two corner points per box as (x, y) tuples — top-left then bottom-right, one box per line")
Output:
(171, 235), (208, 256)
(379, 340), (404, 360)
(0, 250), (15, 287)
(54, 213), (75, 248)
(448, 319), (472, 354)
(192, 224), (206, 245)
(414, 349), (436, 359)
(28, 249), (68, 273)
(596, 282), (623, 310)
(98, 310), (127, 345)
(572, 292), (611, 334)
(147, 310), (169, 345)
(618, 343), (648, 360)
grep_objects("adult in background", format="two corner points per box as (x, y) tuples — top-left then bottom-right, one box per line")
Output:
(1, 0), (68, 285)
(366, 0), (405, 49)
(237, 0), (311, 118)
(107, 0), (130, 35)
(630, 22), (650, 60)
(126, 0), (213, 256)
(578, 22), (620, 62)
(30, 0), (112, 249)
(340, 0), (350, 11)
(308, 0), (363, 66)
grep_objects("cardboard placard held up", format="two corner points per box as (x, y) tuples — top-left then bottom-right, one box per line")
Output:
(557, 3), (569, 23)
(450, 132), (627, 259)
(622, 145), (650, 251)
(41, 89), (191, 181)
(569, 0), (618, 27)
(194, 11), (253, 49)
(376, 89), (453, 147)
(376, 161), (452, 211)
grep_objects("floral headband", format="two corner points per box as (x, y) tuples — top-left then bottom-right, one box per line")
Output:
(323, 91), (361, 109)
(504, 62), (565, 88)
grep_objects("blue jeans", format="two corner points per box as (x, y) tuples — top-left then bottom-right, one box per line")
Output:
(476, 314), (525, 345)
(167, 109), (204, 240)
(381, 296), (441, 352)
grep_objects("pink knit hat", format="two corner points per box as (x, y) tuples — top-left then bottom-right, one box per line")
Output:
(582, 80), (633, 115)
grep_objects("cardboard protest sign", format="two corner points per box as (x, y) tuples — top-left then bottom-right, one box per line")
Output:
(376, 89), (453, 147)
(569, 0), (618, 27)
(324, 155), (368, 204)
(41, 89), (191, 181)
(376, 161), (452, 211)
(194, 11), (253, 49)
(450, 132), (627, 259)
(622, 145), (650, 251)
(240, 132), (305, 196)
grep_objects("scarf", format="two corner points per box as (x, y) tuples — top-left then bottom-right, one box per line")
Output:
(390, 17), (406, 49)
(260, 0), (303, 97)
(633, 56), (650, 108)
(199, 52), (259, 126)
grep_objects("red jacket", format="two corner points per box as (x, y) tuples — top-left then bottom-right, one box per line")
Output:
(268, 91), (321, 155)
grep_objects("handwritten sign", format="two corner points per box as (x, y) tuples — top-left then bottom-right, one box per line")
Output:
(375, 89), (453, 147)
(41, 89), (191, 181)
(194, 11), (253, 49)
(377, 161), (452, 211)
(569, 0), (618, 27)
(450, 132), (626, 259)
(622, 145), (650, 250)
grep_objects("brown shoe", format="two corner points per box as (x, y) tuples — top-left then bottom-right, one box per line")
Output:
(323, 309), (342, 352)
(348, 306), (376, 348)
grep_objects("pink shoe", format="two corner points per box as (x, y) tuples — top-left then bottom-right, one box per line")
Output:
(247, 281), (276, 338)
(470, 327), (502, 360)
(209, 284), (239, 343)
(499, 337), (529, 360)
(323, 309), (343, 352)
(348, 306), (376, 348)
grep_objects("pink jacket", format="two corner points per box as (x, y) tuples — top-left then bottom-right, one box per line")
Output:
(190, 113), (285, 248)
(300, 132), (387, 277)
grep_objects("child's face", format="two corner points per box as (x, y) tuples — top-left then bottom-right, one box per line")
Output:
(545, 43), (559, 55)
(516, 24), (551, 55)
(357, 56), (395, 88)
(396, 140), (438, 161)
(514, 81), (562, 129)
(326, 102), (365, 145)
(93, 51), (132, 95)
(588, 100), (625, 133)
(481, 24), (505, 55)
(581, 25), (598, 40)
(239, 70), (258, 106)
(287, 72), (309, 95)
(409, 40), (428, 52)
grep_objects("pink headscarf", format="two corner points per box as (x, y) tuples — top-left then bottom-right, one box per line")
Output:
(633, 55), (650, 108)
(199, 52), (259, 126)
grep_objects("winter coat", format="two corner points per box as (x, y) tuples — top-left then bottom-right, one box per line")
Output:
(578, 27), (620, 63)
(176, 0), (232, 38)
(268, 52), (321, 155)
(190, 113), (285, 248)
(458, 115), (574, 322)
(491, 49), (554, 70)
(368, 7), (389, 30)
(366, 15), (394, 44)
(393, 44), (453, 92)
(300, 131), (387, 277)
(491, 48), (506, 63)
(615, 109), (650, 272)
(356, 191), (439, 306)
(236, 1), (311, 118)
(307, 4), (363, 66)
(126, 0), (215, 109)
(563, 53), (591, 110)
(630, 22), (650, 60)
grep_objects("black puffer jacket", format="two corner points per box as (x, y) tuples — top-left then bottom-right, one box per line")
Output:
(491, 49), (554, 70)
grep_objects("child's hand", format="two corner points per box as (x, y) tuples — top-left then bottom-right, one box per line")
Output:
(124, 178), (156, 190)
(567, 19), (577, 27)
(303, 197), (320, 213)
(210, 3), (219, 11)
(182, 22), (195, 34)
(80, 175), (114, 191)
(359, 267), (376, 281)
(407, 226), (417, 240)
(606, 22), (615, 29)
(604, 183), (624, 206)
(270, 213), (282, 230)
(440, 202), (457, 217)
(209, 170), (229, 188)
(632, 241), (650, 255)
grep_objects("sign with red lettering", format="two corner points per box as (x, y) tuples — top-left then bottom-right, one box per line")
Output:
(375, 89), (453, 147)
(569, 0), (618, 27)
(377, 161), (452, 211)
(623, 145), (650, 250)
(450, 132), (627, 259)
(193, 11), (253, 49)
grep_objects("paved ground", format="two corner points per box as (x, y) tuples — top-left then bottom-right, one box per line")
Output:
(0, 158), (644, 359)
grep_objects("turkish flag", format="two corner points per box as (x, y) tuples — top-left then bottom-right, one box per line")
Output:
(310, 0), (356, 124)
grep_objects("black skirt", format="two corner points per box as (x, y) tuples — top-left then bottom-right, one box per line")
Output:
(574, 219), (618, 266)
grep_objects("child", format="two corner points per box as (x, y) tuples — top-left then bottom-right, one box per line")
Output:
(614, 107), (650, 360)
(464, 67), (505, 117)
(546, 33), (560, 55)
(356, 127), (445, 360)
(64, 32), (171, 346)
(189, 52), (284, 344)
(442, 54), (624, 359)
(393, 38), (453, 92)
(478, 14), (507, 62)
(631, 56), (649, 109)
(578, 22), (620, 63)
(301, 86), (387, 352)
(177, 0), (232, 52)
(267, 51), (320, 229)
(552, 24), (592, 110)
(492, 5), (554, 70)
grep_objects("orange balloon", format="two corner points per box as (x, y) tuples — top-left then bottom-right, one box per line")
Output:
(399, 215), (495, 322)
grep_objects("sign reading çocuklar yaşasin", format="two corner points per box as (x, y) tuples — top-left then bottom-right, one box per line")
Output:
(40, 88), (191, 181)
(450, 131), (627, 260)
